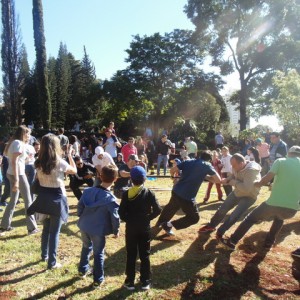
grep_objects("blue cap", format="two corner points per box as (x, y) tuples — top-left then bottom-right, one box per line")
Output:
(130, 166), (147, 181)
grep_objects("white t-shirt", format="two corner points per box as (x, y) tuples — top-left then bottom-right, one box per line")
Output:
(36, 158), (69, 196)
(105, 137), (117, 158)
(7, 140), (27, 176)
(25, 144), (36, 165)
(221, 154), (232, 173)
(92, 152), (115, 171)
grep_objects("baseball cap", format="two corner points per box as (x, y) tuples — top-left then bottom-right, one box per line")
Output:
(174, 158), (181, 164)
(128, 154), (140, 161)
(288, 146), (300, 154)
(130, 166), (146, 181)
(255, 138), (262, 143)
(95, 146), (104, 155)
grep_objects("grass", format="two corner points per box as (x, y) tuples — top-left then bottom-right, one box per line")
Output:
(0, 178), (300, 299)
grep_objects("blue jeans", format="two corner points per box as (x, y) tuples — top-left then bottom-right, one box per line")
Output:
(230, 202), (297, 245)
(41, 215), (63, 268)
(157, 154), (168, 175)
(1, 174), (37, 231)
(25, 164), (36, 199)
(79, 231), (106, 283)
(209, 192), (256, 236)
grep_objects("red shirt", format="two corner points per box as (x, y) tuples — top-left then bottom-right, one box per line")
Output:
(121, 144), (137, 163)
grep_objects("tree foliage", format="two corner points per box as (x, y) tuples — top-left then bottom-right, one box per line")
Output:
(122, 29), (226, 136)
(32, 0), (51, 129)
(185, 0), (300, 130)
(1, 0), (29, 126)
(272, 69), (300, 144)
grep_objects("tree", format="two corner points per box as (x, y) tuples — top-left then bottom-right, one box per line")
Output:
(185, 0), (300, 130)
(32, 0), (51, 129)
(124, 29), (224, 136)
(272, 69), (300, 144)
(1, 0), (29, 126)
(54, 42), (71, 128)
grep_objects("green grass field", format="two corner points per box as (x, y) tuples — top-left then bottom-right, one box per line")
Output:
(0, 178), (300, 299)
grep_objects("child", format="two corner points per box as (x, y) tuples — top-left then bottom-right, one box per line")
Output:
(119, 166), (162, 291)
(171, 158), (181, 185)
(77, 164), (120, 288)
(220, 146), (232, 196)
(203, 150), (223, 203)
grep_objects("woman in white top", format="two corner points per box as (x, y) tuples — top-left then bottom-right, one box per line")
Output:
(28, 134), (76, 269)
(0, 126), (38, 234)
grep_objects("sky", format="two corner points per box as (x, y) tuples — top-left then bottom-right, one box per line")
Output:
(9, 0), (282, 130)
(14, 0), (195, 80)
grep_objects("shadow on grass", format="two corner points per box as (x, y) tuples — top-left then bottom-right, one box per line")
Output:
(0, 261), (41, 277)
(189, 248), (269, 300)
(24, 277), (81, 300)
(1, 269), (46, 285)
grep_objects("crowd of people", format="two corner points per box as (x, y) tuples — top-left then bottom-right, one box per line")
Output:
(0, 123), (299, 291)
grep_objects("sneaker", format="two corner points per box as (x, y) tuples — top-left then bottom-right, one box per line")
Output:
(79, 267), (93, 278)
(203, 198), (208, 204)
(123, 280), (135, 291)
(141, 282), (151, 290)
(0, 201), (7, 206)
(48, 262), (62, 270)
(291, 248), (300, 258)
(219, 238), (236, 250)
(161, 222), (175, 236)
(28, 228), (39, 235)
(92, 280), (104, 289)
(198, 225), (215, 233)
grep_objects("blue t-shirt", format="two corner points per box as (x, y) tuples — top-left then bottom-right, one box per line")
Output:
(173, 159), (216, 201)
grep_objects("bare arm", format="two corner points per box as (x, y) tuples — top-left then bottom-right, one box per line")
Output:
(206, 173), (221, 184)
(11, 152), (21, 192)
(65, 146), (77, 174)
(170, 166), (179, 177)
(254, 171), (275, 188)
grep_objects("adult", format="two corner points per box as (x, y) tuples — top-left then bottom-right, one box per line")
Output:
(69, 135), (81, 157)
(153, 151), (221, 236)
(199, 154), (261, 240)
(102, 129), (121, 161)
(145, 138), (155, 174)
(113, 154), (139, 199)
(220, 146), (300, 250)
(184, 136), (198, 159)
(156, 134), (172, 176)
(215, 132), (224, 149)
(135, 136), (146, 156)
(121, 137), (137, 163)
(57, 128), (69, 153)
(255, 138), (270, 176)
(0, 126), (38, 235)
(92, 146), (115, 186)
(269, 132), (287, 167)
(69, 156), (96, 200)
(27, 134), (76, 269)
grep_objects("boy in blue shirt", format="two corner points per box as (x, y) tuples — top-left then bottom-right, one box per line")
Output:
(77, 164), (120, 288)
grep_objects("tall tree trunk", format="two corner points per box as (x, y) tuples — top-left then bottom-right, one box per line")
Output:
(32, 0), (51, 129)
(239, 76), (248, 131)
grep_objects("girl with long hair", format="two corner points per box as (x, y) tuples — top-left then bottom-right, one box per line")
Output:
(28, 134), (76, 269)
(0, 125), (38, 234)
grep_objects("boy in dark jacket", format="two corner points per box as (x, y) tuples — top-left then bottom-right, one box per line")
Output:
(119, 166), (162, 291)
(77, 164), (120, 288)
